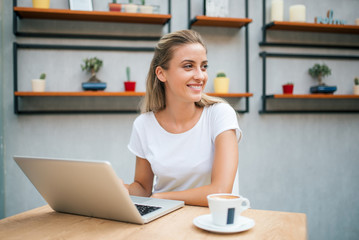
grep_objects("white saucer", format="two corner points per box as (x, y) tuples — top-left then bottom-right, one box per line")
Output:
(193, 214), (255, 234)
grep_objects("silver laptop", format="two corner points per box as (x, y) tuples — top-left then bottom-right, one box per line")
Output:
(14, 156), (184, 224)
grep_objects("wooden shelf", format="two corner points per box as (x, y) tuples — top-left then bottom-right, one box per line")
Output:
(14, 92), (252, 114)
(14, 91), (146, 97)
(15, 92), (253, 98)
(207, 92), (253, 97)
(265, 21), (359, 34)
(191, 16), (252, 28)
(13, 7), (171, 25)
(260, 94), (359, 114)
(267, 94), (359, 99)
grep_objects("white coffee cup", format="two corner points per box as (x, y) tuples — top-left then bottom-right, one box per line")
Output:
(207, 193), (250, 226)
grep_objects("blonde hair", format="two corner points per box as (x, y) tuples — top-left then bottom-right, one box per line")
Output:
(141, 29), (224, 113)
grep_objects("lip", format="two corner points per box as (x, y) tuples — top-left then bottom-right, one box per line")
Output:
(187, 83), (203, 91)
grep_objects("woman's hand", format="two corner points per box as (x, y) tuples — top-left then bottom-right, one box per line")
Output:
(151, 192), (166, 199)
(151, 193), (161, 199)
(119, 178), (130, 194)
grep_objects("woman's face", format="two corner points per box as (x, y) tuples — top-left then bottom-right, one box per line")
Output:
(156, 43), (208, 105)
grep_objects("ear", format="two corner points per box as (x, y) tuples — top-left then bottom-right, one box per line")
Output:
(155, 66), (166, 83)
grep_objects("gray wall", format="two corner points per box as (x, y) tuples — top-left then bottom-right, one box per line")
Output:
(1, 0), (359, 239)
(0, 0), (5, 219)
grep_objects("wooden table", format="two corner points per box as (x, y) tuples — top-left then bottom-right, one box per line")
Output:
(0, 205), (307, 240)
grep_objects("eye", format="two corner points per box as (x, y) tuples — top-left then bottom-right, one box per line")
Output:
(184, 64), (193, 69)
(201, 64), (208, 71)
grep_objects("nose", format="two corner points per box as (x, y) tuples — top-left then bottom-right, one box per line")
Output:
(194, 67), (206, 81)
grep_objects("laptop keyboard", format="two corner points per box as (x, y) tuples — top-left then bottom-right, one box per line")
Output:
(135, 204), (162, 216)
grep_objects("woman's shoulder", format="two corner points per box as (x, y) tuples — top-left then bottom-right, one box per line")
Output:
(206, 103), (241, 142)
(206, 102), (236, 115)
(133, 111), (154, 127)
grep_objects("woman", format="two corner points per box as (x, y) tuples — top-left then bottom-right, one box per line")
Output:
(126, 30), (241, 206)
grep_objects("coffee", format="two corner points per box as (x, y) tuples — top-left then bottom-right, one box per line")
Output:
(207, 193), (250, 226)
(209, 195), (239, 200)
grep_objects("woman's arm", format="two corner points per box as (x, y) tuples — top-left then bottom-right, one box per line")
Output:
(126, 157), (154, 197)
(151, 129), (239, 206)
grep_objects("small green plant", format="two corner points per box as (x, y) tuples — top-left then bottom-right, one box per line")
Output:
(81, 57), (103, 75)
(355, 77), (359, 85)
(308, 63), (332, 86)
(141, 0), (145, 5)
(284, 82), (293, 85)
(216, 72), (226, 78)
(126, 66), (131, 81)
(39, 73), (46, 80)
(129, 0), (133, 3)
(112, 0), (117, 3)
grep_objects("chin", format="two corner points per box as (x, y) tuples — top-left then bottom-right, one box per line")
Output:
(185, 88), (204, 103)
(192, 94), (203, 103)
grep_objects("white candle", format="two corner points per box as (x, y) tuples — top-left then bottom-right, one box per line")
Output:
(289, 5), (306, 22)
(271, 0), (283, 22)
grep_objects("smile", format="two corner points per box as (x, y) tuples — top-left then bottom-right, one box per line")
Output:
(187, 84), (203, 90)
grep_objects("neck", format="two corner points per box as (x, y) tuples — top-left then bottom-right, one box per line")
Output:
(155, 97), (202, 134)
(165, 100), (198, 124)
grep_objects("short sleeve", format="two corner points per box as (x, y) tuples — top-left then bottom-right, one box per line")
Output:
(127, 116), (147, 159)
(210, 103), (242, 143)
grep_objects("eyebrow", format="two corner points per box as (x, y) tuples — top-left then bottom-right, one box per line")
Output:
(181, 59), (208, 64)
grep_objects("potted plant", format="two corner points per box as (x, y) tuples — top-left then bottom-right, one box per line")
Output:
(124, 66), (136, 91)
(139, 0), (153, 13)
(124, 0), (138, 13)
(109, 0), (122, 12)
(308, 63), (336, 94)
(32, 0), (50, 9)
(354, 77), (359, 95)
(214, 72), (229, 93)
(81, 57), (106, 91)
(282, 82), (294, 94)
(32, 73), (46, 92)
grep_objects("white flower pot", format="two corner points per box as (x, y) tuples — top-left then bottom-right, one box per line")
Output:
(354, 85), (359, 95)
(124, 4), (138, 13)
(32, 79), (46, 92)
(139, 5), (153, 14)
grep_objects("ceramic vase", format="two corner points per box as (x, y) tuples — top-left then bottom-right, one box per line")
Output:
(282, 84), (294, 94)
(124, 4), (138, 13)
(214, 77), (229, 93)
(32, 79), (46, 92)
(139, 5), (153, 13)
(354, 85), (359, 95)
(124, 82), (136, 91)
(32, 0), (50, 9)
(109, 3), (122, 12)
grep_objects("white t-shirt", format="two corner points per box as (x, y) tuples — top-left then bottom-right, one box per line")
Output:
(127, 103), (241, 194)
